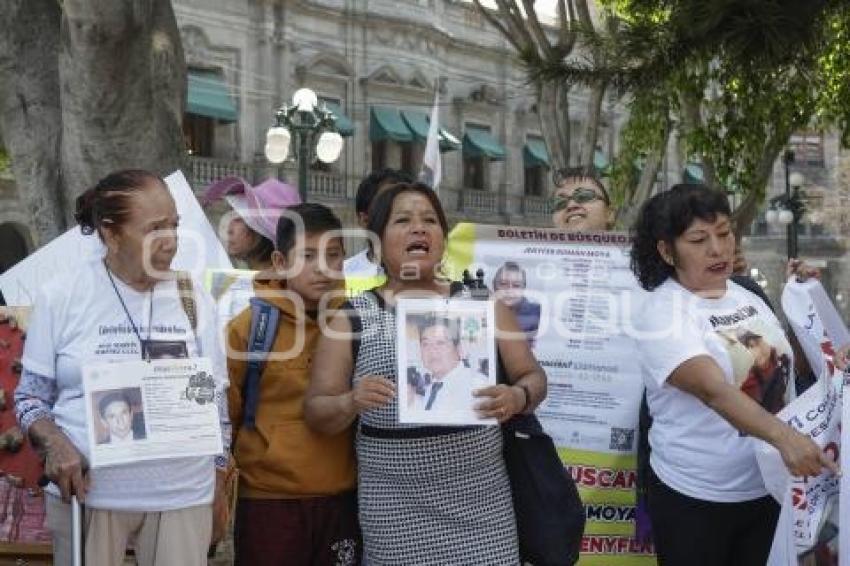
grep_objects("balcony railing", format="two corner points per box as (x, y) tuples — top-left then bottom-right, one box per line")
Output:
(520, 195), (550, 216)
(184, 156), (553, 222)
(309, 170), (347, 200)
(185, 156), (351, 200)
(459, 189), (499, 214)
(185, 156), (255, 189)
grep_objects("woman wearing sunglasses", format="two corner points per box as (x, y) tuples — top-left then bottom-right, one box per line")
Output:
(550, 167), (614, 232)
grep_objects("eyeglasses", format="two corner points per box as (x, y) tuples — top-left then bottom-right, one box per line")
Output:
(550, 187), (607, 211)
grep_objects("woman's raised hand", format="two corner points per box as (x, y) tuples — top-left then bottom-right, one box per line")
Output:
(350, 375), (395, 413)
(776, 426), (840, 478)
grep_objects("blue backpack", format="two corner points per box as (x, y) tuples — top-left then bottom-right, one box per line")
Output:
(241, 298), (281, 430)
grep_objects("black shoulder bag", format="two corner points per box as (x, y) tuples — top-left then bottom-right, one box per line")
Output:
(462, 270), (586, 566)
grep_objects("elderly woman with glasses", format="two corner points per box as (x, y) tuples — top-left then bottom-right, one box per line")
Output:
(551, 166), (614, 232)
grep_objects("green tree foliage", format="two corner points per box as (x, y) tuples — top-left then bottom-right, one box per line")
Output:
(603, 0), (850, 229)
(515, 0), (850, 230)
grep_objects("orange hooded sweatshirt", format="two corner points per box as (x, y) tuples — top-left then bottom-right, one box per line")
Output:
(226, 277), (355, 498)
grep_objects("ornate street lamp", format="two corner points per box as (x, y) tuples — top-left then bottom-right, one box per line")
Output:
(265, 87), (344, 202)
(765, 150), (806, 259)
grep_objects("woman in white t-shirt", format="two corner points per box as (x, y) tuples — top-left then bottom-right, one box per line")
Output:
(14, 170), (231, 565)
(630, 184), (837, 566)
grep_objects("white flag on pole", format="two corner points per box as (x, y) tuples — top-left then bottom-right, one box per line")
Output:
(419, 89), (442, 194)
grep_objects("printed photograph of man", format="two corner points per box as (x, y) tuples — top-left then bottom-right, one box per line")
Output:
(94, 388), (146, 445)
(408, 316), (489, 415)
(492, 261), (542, 347)
(736, 329), (791, 414)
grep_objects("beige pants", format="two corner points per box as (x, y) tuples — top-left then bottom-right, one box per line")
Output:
(46, 494), (212, 566)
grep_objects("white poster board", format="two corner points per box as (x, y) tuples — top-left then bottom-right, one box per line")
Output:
(83, 357), (223, 468)
(445, 224), (655, 564)
(396, 298), (497, 426)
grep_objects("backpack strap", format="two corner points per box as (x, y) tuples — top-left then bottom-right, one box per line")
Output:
(176, 272), (197, 331)
(242, 297), (281, 430)
(176, 272), (203, 356)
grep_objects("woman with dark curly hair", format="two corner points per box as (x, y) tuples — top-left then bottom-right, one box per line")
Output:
(630, 184), (836, 565)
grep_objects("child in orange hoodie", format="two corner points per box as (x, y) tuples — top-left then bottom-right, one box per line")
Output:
(227, 203), (359, 566)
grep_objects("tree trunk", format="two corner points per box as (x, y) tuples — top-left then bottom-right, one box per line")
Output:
(0, 0), (185, 242)
(731, 141), (784, 236)
(579, 80), (606, 169)
(0, 0), (65, 245)
(60, 0), (186, 219)
(537, 79), (571, 171)
(618, 124), (672, 229)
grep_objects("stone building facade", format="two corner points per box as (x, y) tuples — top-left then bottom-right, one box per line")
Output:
(173, 0), (628, 232)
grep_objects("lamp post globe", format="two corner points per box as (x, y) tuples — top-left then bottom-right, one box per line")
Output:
(265, 127), (291, 164)
(292, 88), (318, 112)
(316, 131), (344, 163)
(265, 87), (344, 202)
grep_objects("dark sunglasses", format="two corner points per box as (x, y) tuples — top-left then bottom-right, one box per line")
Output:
(551, 187), (607, 211)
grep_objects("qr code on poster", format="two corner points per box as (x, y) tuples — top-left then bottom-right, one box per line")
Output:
(609, 427), (634, 451)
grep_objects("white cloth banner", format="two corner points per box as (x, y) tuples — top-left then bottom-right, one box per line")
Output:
(840, 372), (850, 566)
(782, 278), (835, 379)
(762, 278), (849, 564)
(758, 375), (841, 565)
(0, 170), (232, 306)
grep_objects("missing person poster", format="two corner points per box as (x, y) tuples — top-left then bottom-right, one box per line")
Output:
(82, 358), (223, 468)
(396, 298), (497, 426)
(445, 223), (653, 565)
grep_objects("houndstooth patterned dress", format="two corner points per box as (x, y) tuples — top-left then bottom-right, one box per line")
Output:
(349, 291), (519, 566)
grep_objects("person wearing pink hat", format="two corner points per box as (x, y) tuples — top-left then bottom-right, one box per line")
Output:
(202, 177), (301, 271)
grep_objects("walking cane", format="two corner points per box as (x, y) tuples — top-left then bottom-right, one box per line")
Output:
(40, 475), (85, 566)
(71, 494), (84, 566)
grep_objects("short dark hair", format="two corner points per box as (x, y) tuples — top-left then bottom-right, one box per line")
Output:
(355, 169), (414, 216)
(493, 261), (526, 288)
(275, 203), (343, 256)
(244, 234), (275, 264)
(366, 182), (448, 258)
(98, 391), (132, 418)
(552, 166), (609, 204)
(418, 316), (461, 346)
(630, 184), (731, 291)
(74, 169), (166, 239)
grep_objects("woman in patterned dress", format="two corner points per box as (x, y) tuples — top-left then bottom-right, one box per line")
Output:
(305, 182), (547, 566)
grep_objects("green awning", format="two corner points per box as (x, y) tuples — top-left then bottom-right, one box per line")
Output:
(400, 110), (460, 151)
(370, 107), (413, 142)
(187, 70), (237, 122)
(523, 138), (549, 168)
(401, 110), (430, 141)
(463, 126), (506, 161)
(684, 162), (704, 183)
(323, 101), (354, 137)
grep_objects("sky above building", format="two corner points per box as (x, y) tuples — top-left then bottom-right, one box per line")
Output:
(471, 0), (558, 21)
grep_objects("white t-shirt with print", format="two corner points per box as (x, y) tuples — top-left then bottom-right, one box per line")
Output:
(635, 278), (793, 503)
(22, 259), (227, 512)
